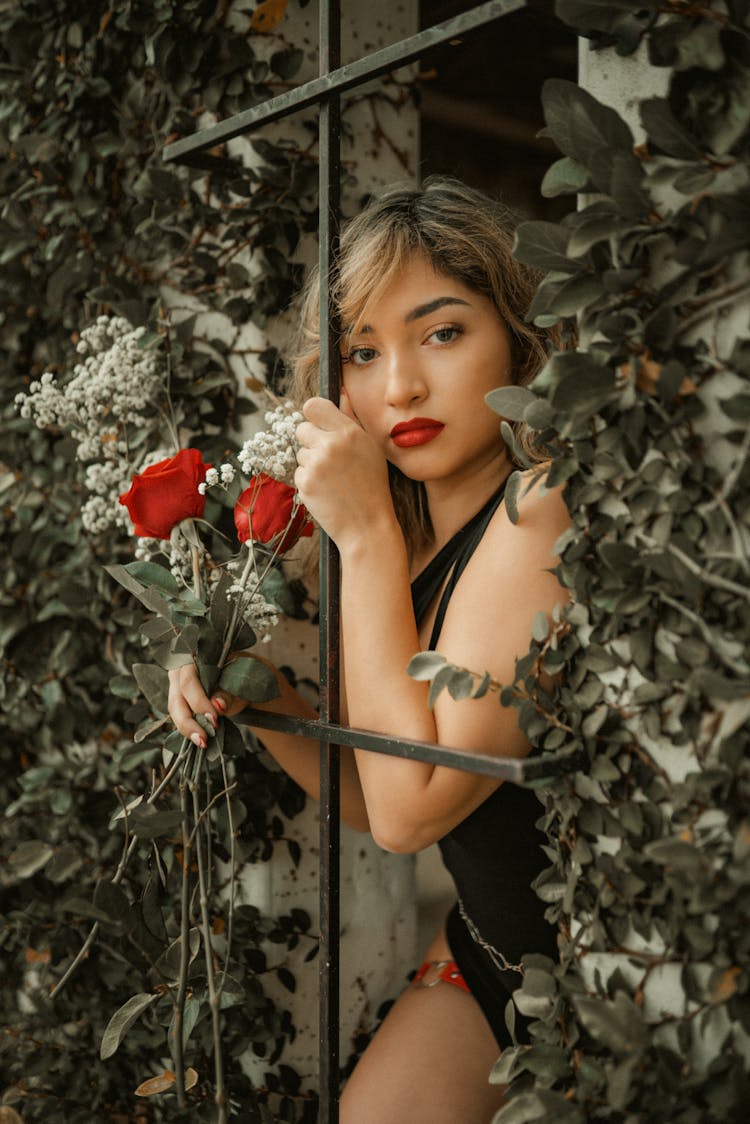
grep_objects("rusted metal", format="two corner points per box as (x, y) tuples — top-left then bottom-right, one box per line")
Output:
(317, 0), (342, 1118)
(162, 1), (526, 164)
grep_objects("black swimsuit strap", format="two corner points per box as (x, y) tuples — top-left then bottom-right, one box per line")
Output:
(411, 481), (507, 651)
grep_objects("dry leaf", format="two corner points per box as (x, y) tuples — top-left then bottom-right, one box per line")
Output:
(134, 1068), (198, 1096)
(712, 966), (741, 1004)
(0, 1108), (25, 1124)
(135, 1070), (175, 1097)
(621, 354), (697, 398)
(250, 0), (288, 33)
(24, 947), (52, 964)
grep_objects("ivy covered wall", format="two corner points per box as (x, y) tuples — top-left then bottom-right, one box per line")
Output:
(3, 0), (749, 1121)
(491, 3), (750, 1121)
(0, 1), (416, 1120)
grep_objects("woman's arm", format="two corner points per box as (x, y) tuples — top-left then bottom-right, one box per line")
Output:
(168, 662), (370, 832)
(294, 397), (571, 854)
(342, 481), (569, 852)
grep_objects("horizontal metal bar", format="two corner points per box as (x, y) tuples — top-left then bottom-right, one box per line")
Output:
(234, 708), (584, 785)
(163, 0), (526, 164)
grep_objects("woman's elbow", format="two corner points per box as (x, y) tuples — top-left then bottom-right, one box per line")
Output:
(368, 816), (430, 854)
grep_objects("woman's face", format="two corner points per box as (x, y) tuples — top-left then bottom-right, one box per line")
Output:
(341, 252), (513, 489)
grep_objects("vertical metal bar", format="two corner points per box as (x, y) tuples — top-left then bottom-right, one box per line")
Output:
(318, 0), (341, 1119)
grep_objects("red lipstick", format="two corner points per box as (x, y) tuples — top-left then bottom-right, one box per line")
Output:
(390, 417), (445, 448)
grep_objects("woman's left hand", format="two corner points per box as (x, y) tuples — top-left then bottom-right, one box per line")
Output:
(295, 393), (394, 550)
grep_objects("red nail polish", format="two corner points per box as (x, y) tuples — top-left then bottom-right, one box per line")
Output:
(212, 697), (226, 714)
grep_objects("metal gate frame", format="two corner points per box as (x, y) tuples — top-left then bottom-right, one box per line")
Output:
(164, 4), (576, 1118)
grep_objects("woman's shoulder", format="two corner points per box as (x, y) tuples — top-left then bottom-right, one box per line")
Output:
(447, 470), (569, 622)
(435, 469), (570, 683)
(487, 468), (570, 551)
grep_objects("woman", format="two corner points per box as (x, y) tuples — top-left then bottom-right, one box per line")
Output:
(169, 178), (569, 1122)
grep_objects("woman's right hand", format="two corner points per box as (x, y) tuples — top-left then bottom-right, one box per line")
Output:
(167, 664), (243, 749)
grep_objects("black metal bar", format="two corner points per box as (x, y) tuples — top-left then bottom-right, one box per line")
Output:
(163, 0), (526, 164)
(317, 0), (342, 1118)
(235, 709), (586, 785)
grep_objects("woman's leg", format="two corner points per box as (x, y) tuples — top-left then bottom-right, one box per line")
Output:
(339, 929), (507, 1124)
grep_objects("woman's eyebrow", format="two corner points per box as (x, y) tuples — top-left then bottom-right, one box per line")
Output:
(404, 296), (471, 322)
(350, 295), (471, 336)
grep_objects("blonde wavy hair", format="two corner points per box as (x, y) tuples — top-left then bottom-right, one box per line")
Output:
(287, 176), (555, 557)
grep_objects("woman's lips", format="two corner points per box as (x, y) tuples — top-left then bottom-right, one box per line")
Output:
(390, 418), (445, 448)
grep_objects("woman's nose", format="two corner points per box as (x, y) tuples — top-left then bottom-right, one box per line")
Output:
(384, 353), (428, 406)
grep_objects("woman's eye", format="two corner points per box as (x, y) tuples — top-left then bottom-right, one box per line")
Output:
(429, 326), (462, 345)
(347, 346), (378, 366)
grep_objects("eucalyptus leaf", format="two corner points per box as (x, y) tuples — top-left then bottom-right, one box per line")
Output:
(504, 470), (522, 526)
(100, 993), (159, 1060)
(513, 220), (583, 274)
(640, 97), (703, 160)
(407, 651), (447, 681)
(219, 657), (279, 702)
(542, 78), (634, 168)
(132, 662), (170, 715)
(7, 840), (54, 879)
(486, 385), (538, 421)
(541, 156), (591, 198)
(125, 561), (180, 596)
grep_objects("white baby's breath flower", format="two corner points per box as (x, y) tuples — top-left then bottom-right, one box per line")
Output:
(15, 316), (168, 533)
(238, 401), (302, 485)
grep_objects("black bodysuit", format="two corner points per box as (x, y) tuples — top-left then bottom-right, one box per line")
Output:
(410, 485), (557, 1049)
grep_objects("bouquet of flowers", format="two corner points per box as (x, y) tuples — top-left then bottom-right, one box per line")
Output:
(16, 316), (314, 1117)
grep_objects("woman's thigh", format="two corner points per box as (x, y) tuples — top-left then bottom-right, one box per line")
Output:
(339, 933), (506, 1124)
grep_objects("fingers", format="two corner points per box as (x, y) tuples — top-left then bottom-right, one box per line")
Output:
(167, 664), (219, 749)
(301, 395), (351, 429)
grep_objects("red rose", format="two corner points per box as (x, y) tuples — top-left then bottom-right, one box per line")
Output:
(234, 474), (313, 554)
(119, 448), (211, 539)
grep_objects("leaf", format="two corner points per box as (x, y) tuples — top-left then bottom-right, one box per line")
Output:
(485, 386), (538, 421)
(168, 996), (202, 1051)
(527, 273), (604, 321)
(531, 611), (550, 643)
(542, 78), (634, 170)
(574, 992), (647, 1056)
(128, 804), (183, 840)
(250, 0), (288, 33)
(132, 663), (170, 715)
(219, 656), (279, 702)
(93, 880), (130, 925)
(640, 98), (703, 160)
(105, 564), (173, 620)
(277, 966), (296, 992)
(547, 351), (617, 415)
(135, 1069), (177, 1096)
(100, 993), (158, 1059)
(513, 221), (583, 274)
(567, 209), (626, 257)
(428, 664), (455, 709)
(407, 651), (447, 681)
(710, 965), (741, 1004)
(270, 46), (303, 81)
(7, 840), (54, 879)
(155, 928), (201, 980)
(0, 1108), (25, 1124)
(446, 668), (476, 701)
(504, 470), (522, 525)
(125, 561), (180, 596)
(541, 156), (591, 197)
